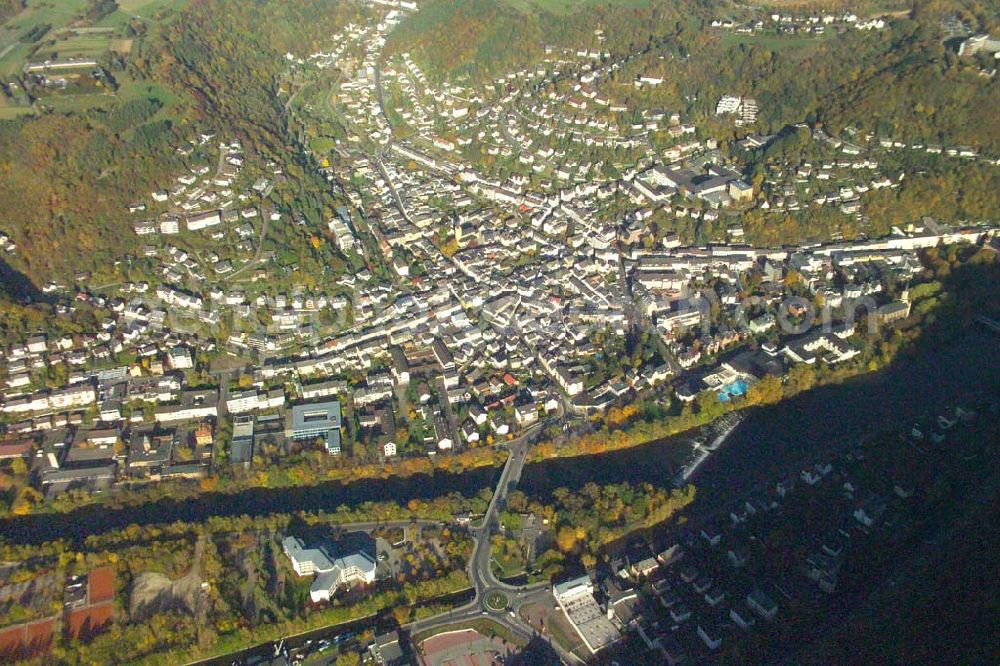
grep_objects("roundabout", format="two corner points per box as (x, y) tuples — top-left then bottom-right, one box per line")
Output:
(484, 590), (509, 613)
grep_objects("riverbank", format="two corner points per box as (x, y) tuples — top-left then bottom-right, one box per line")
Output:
(674, 412), (743, 487)
(3, 332), (995, 666)
(35, 446), (508, 518)
(521, 330), (1000, 509)
(0, 464), (501, 545)
(5, 333), (996, 549)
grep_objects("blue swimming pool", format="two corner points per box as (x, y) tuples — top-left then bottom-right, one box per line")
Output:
(718, 379), (749, 402)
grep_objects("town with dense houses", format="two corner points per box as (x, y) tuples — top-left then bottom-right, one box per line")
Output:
(0, 0), (995, 505)
(1, 0), (999, 663)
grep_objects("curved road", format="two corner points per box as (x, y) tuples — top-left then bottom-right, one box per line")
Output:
(403, 424), (584, 665)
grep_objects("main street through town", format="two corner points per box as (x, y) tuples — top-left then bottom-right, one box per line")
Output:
(250, 50), (591, 665)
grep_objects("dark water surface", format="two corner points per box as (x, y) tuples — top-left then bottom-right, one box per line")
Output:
(521, 332), (1000, 513)
(0, 466), (501, 545)
(3, 333), (997, 546)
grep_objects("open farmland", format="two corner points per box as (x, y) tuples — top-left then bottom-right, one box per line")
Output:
(0, 0), (185, 76)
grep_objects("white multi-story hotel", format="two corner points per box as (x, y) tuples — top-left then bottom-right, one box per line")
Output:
(282, 536), (377, 603)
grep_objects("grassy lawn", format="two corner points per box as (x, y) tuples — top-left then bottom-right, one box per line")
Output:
(108, 37), (133, 54)
(0, 43), (28, 76)
(96, 0), (189, 29)
(117, 78), (179, 106)
(0, 103), (33, 119)
(114, 74), (190, 119)
(40, 91), (115, 113)
(0, 0), (90, 68)
(490, 535), (530, 580)
(491, 558), (526, 580)
(545, 607), (585, 657)
(30, 32), (113, 60)
(490, 541), (528, 579)
(23, 71), (185, 117)
(485, 591), (509, 611)
(117, 0), (188, 16)
(0, 0), (89, 42)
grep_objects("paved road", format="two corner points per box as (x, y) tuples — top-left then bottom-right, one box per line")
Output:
(375, 158), (412, 224)
(374, 64), (393, 131)
(401, 423), (586, 665)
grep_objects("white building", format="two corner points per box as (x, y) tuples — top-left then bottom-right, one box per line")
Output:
(282, 536), (377, 603)
(160, 218), (180, 234)
(167, 346), (194, 370)
(552, 576), (621, 653)
(186, 210), (222, 231)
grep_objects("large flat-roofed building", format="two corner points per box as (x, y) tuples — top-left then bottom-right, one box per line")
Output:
(287, 401), (342, 455)
(281, 535), (376, 603)
(230, 416), (254, 467)
(728, 179), (754, 204)
(154, 390), (218, 423)
(553, 576), (621, 653)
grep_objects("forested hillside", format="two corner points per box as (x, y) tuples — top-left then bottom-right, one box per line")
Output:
(388, 0), (1000, 154)
(0, 0), (362, 287)
(1, 0), (998, 288)
(821, 17), (1000, 148)
(384, 0), (547, 82)
(383, 0), (715, 82)
(141, 0), (363, 155)
(0, 105), (184, 281)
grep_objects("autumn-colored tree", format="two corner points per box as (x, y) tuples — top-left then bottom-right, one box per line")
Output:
(391, 605), (410, 625)
(555, 526), (580, 554)
(333, 652), (361, 666)
(10, 486), (41, 515)
(747, 375), (782, 406)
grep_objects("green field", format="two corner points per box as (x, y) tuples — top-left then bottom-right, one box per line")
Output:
(117, 0), (188, 14)
(0, 0), (188, 76)
(0, 104), (33, 119)
(30, 31), (113, 60)
(93, 0), (189, 29)
(0, 0), (90, 72)
(117, 77), (185, 116)
(117, 79), (177, 105)
(39, 93), (109, 112)
(37, 75), (185, 115)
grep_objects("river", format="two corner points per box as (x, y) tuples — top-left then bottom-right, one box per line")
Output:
(0, 466), (500, 546)
(2, 333), (997, 546)
(520, 331), (1000, 520)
